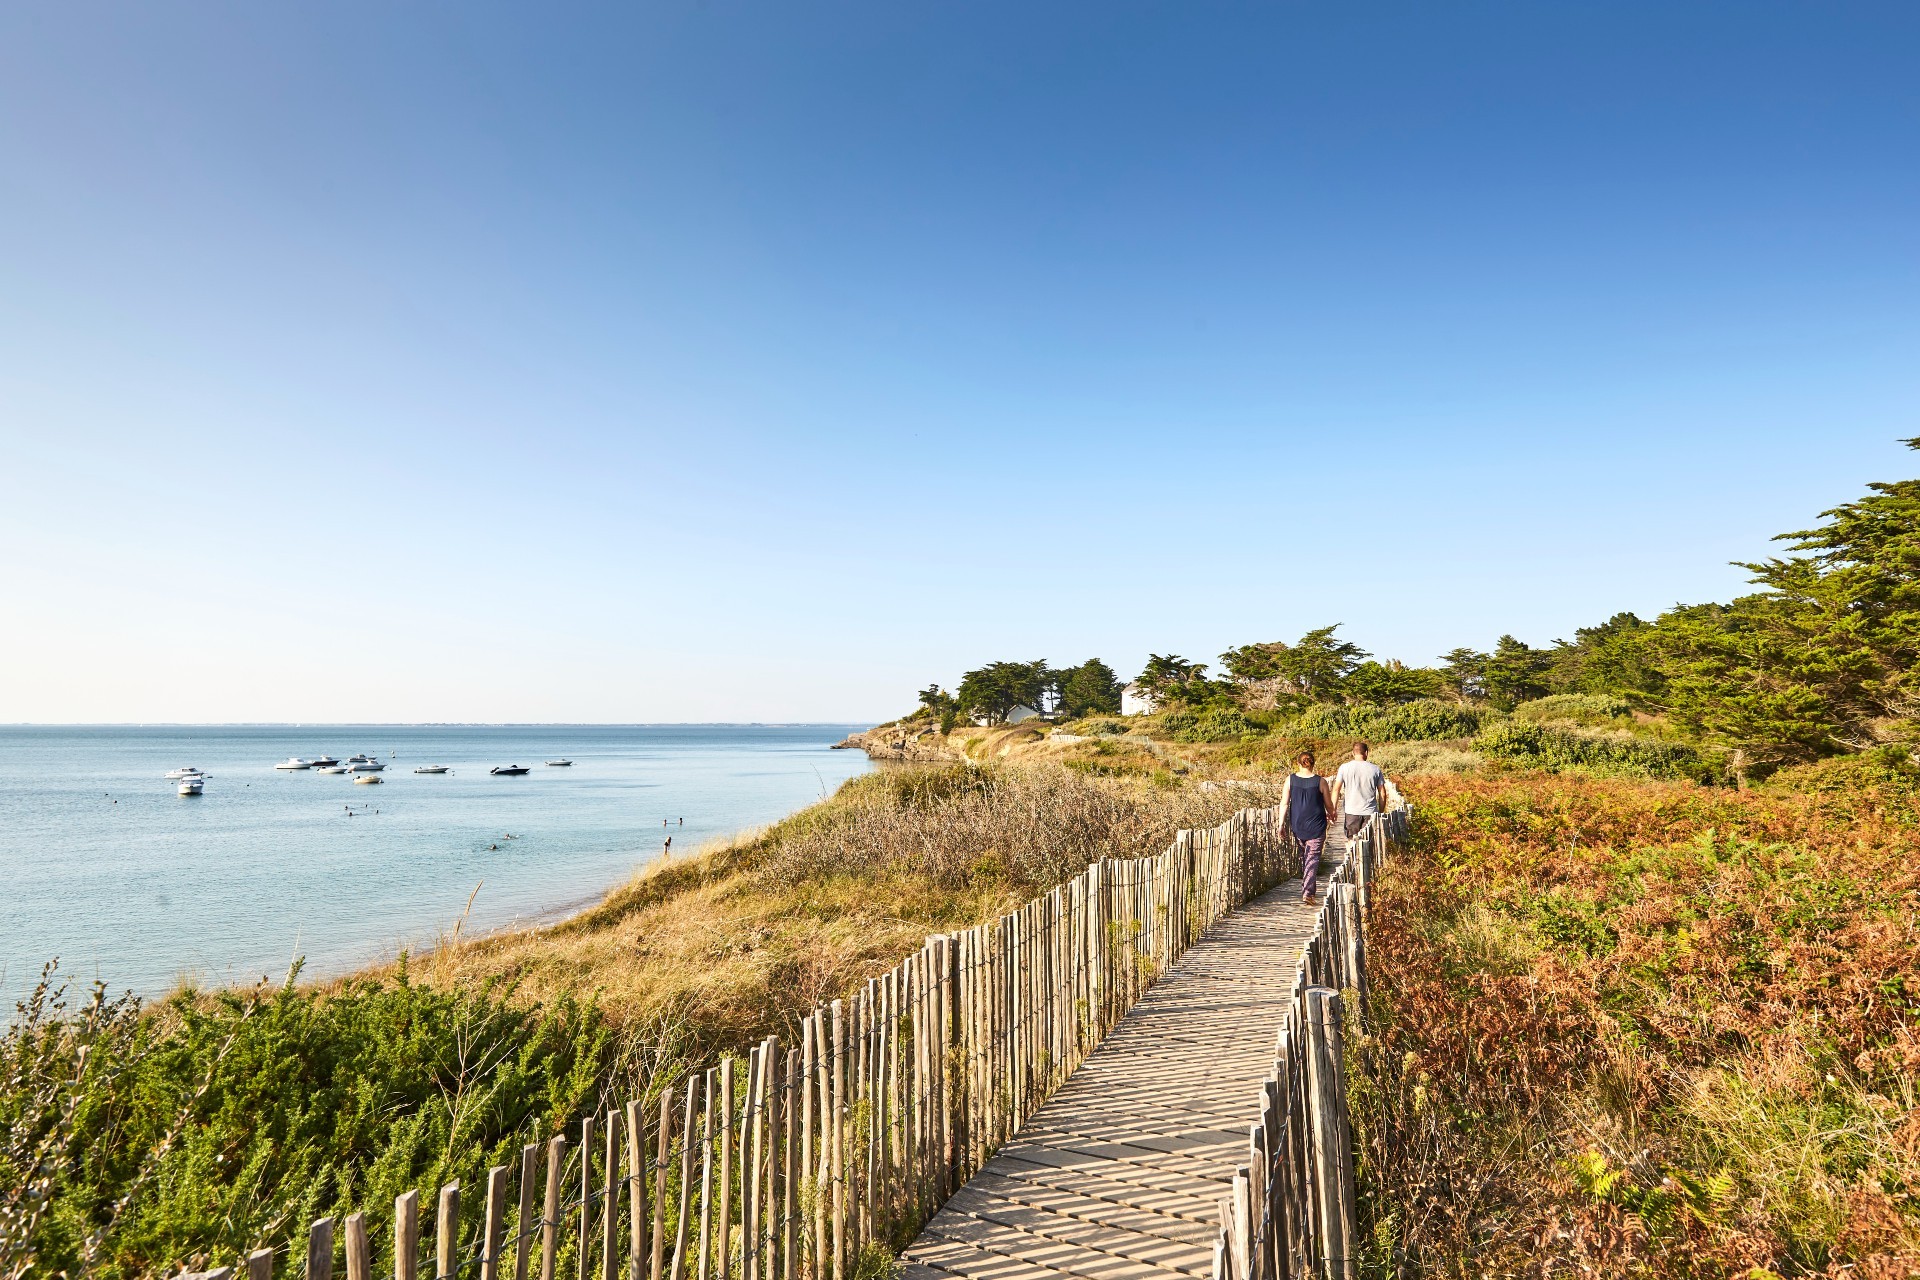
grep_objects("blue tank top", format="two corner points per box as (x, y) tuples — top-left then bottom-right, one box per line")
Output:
(1288, 772), (1327, 841)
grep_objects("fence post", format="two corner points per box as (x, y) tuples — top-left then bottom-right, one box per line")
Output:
(1303, 989), (1355, 1280)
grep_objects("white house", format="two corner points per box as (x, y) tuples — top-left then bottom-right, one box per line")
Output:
(1120, 683), (1158, 716)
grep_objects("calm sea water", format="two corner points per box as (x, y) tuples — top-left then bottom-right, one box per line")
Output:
(0, 725), (872, 1003)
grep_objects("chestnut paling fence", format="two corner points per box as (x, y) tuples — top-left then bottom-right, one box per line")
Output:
(179, 796), (1407, 1280)
(183, 802), (1305, 1280)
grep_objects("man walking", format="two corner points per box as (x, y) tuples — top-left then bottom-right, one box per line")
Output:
(1332, 741), (1390, 839)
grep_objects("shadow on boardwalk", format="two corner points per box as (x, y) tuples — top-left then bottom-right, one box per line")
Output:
(902, 837), (1350, 1280)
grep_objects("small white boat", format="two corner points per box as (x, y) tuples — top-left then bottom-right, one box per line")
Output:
(545, 759), (573, 767)
(178, 777), (205, 796)
(353, 774), (384, 785)
(309, 755), (340, 768)
(165, 767), (205, 780)
(345, 754), (373, 765)
(317, 765), (350, 774)
(274, 757), (313, 770)
(347, 760), (386, 773)
(490, 764), (531, 776)
(414, 765), (450, 775)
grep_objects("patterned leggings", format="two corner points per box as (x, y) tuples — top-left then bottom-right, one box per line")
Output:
(1301, 835), (1323, 900)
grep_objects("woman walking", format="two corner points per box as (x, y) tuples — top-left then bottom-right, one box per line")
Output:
(1286, 749), (1336, 903)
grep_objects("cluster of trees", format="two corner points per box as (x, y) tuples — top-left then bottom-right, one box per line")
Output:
(1428, 445), (1920, 770)
(916, 443), (1920, 773)
(916, 658), (1122, 729)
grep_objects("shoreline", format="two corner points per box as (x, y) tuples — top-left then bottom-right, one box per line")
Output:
(3, 723), (876, 1006)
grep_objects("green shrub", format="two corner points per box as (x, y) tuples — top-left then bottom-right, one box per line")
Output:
(1510, 693), (1636, 728)
(2, 963), (625, 1280)
(1171, 708), (1255, 743)
(1472, 722), (1727, 784)
(1292, 699), (1487, 743)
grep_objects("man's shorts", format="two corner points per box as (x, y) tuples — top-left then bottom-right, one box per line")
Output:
(1343, 813), (1372, 838)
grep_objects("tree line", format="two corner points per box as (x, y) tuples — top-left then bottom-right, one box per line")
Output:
(913, 440), (1920, 776)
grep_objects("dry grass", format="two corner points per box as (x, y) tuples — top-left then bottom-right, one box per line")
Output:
(375, 761), (1257, 1054)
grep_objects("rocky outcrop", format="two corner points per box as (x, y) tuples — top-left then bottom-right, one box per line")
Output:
(832, 723), (961, 762)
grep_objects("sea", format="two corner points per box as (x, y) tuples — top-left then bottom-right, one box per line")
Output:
(0, 725), (873, 1005)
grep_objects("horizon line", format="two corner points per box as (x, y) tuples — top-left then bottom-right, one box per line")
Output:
(0, 720), (878, 729)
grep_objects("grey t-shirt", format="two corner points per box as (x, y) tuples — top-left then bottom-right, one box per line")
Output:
(1336, 759), (1386, 815)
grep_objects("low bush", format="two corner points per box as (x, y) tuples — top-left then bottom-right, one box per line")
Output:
(1509, 692), (1637, 727)
(1472, 720), (1727, 784)
(1171, 708), (1256, 743)
(1369, 740), (1480, 776)
(1292, 699), (1489, 743)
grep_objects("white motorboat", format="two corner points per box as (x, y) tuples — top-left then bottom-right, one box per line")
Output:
(165, 767), (205, 780)
(317, 765), (350, 774)
(490, 764), (531, 776)
(353, 774), (384, 785)
(309, 755), (340, 768)
(414, 765), (450, 774)
(274, 758), (313, 770)
(177, 777), (205, 796)
(545, 759), (572, 767)
(345, 754), (373, 765)
(347, 760), (386, 773)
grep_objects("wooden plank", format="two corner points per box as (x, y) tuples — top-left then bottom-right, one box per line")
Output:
(438, 1182), (460, 1280)
(309, 1217), (335, 1280)
(541, 1138), (566, 1280)
(483, 1166), (509, 1280)
(652, 1086), (674, 1280)
(517, 1143), (540, 1280)
(344, 1213), (370, 1280)
(603, 1114), (620, 1280)
(395, 1190), (420, 1280)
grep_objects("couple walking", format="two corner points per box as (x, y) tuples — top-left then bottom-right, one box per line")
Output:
(1284, 742), (1388, 903)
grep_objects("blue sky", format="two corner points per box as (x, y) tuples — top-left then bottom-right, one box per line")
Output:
(3, 2), (1916, 723)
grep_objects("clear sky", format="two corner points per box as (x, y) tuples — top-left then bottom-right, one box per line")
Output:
(3, 2), (1916, 724)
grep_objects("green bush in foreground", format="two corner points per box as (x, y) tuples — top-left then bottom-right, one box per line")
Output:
(1, 962), (620, 1280)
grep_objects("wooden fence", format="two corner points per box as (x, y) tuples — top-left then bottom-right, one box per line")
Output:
(1211, 803), (1410, 1280)
(181, 796), (1321, 1280)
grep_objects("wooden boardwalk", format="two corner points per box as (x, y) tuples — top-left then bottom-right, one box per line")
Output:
(901, 834), (1349, 1280)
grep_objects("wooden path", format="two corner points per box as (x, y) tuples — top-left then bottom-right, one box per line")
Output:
(900, 832), (1350, 1280)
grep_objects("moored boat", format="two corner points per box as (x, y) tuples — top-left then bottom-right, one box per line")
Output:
(346, 760), (386, 773)
(414, 765), (451, 774)
(353, 774), (384, 785)
(165, 767), (205, 780)
(490, 764), (531, 776)
(317, 765), (350, 774)
(309, 755), (340, 768)
(178, 777), (205, 796)
(545, 759), (572, 767)
(274, 758), (312, 770)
